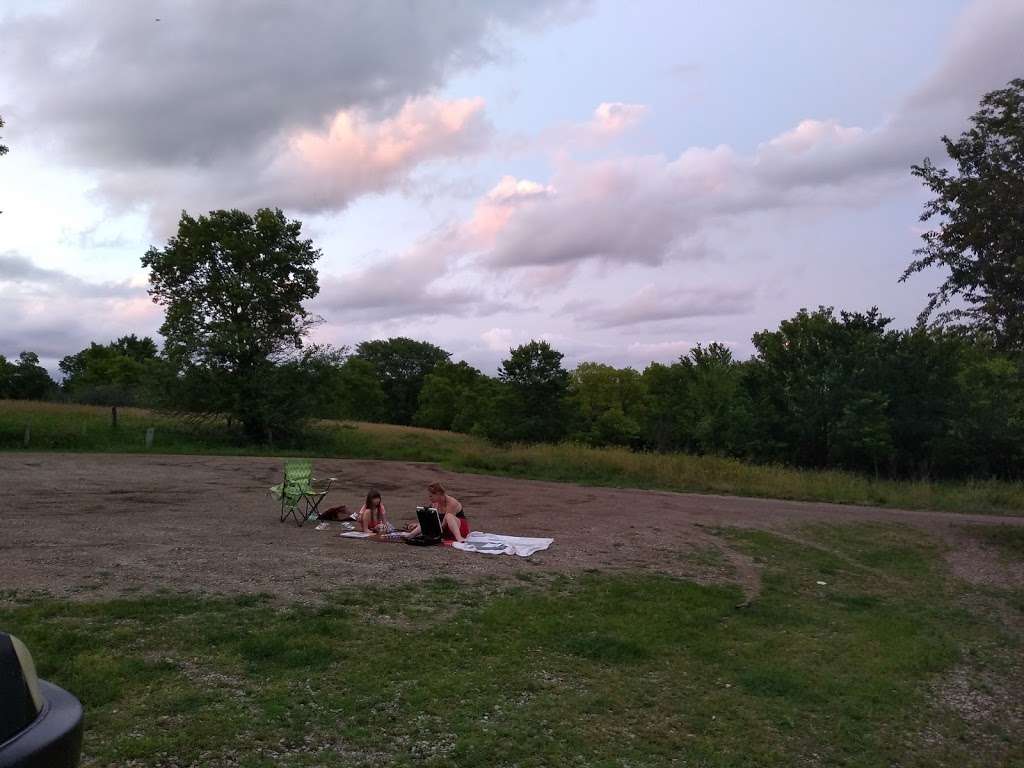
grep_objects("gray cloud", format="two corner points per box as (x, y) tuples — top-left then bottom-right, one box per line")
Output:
(0, 251), (141, 298)
(3, 1), (587, 166)
(566, 284), (755, 329)
(315, 249), (515, 324)
(0, 253), (159, 366)
(1, 1), (588, 226)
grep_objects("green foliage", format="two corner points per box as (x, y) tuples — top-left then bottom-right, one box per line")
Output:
(141, 208), (321, 439)
(331, 356), (388, 421)
(747, 307), (1024, 478)
(902, 78), (1024, 353)
(489, 340), (571, 443)
(0, 351), (57, 400)
(749, 307), (894, 468)
(354, 337), (450, 425)
(413, 360), (489, 432)
(569, 362), (645, 446)
(59, 335), (161, 406)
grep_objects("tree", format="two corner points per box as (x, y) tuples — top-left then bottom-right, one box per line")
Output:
(569, 362), (645, 446)
(1, 352), (57, 400)
(142, 208), (321, 439)
(678, 343), (753, 456)
(748, 307), (894, 469)
(59, 335), (161, 405)
(488, 341), (570, 443)
(414, 360), (488, 431)
(354, 338), (450, 425)
(0, 114), (7, 157)
(901, 78), (1024, 353)
(334, 356), (389, 422)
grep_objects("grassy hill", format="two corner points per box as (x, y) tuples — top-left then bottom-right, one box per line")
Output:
(2, 399), (1022, 515)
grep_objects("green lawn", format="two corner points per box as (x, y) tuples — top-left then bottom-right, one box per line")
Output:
(3, 399), (1024, 515)
(3, 523), (1021, 767)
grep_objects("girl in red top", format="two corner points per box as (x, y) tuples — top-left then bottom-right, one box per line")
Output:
(358, 489), (390, 534)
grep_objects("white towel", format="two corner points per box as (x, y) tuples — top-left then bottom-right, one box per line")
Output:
(452, 531), (553, 557)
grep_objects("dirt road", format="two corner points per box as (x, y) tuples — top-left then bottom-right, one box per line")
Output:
(1, 453), (1021, 602)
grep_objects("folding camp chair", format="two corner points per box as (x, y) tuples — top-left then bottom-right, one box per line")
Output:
(269, 459), (336, 527)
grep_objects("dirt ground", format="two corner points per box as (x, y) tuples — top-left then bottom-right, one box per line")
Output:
(1, 453), (1022, 604)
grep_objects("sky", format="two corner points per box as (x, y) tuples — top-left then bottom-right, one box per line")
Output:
(1, 0), (1022, 377)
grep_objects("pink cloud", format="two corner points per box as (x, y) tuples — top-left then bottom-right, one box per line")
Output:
(278, 96), (491, 209)
(590, 102), (649, 137)
(90, 96), (494, 234)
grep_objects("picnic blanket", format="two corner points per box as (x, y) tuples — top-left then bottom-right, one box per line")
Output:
(451, 532), (553, 557)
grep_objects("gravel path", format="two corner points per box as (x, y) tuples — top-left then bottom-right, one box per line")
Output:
(1, 453), (1021, 602)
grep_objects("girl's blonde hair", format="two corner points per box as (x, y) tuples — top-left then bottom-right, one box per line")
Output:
(427, 482), (446, 497)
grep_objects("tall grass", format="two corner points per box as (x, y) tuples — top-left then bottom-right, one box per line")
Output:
(3, 399), (1023, 514)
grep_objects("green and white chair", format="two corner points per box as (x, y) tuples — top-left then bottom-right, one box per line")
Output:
(270, 459), (336, 527)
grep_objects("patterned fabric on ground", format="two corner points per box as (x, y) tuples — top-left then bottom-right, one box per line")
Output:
(451, 532), (553, 557)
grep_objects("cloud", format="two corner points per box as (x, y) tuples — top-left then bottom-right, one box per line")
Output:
(484, 175), (557, 204)
(624, 340), (694, 361)
(535, 101), (650, 153)
(0, 253), (158, 364)
(269, 96), (492, 212)
(481, 327), (516, 353)
(567, 284), (755, 329)
(0, 1), (588, 225)
(311, 173), (557, 324)
(75, 96), (495, 235)
(589, 102), (649, 137)
(0, 251), (140, 299)
(484, 153), (730, 269)
(465, 0), (1024, 273)
(1, 1), (587, 166)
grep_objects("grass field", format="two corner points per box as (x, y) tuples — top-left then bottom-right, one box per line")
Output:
(3, 523), (1020, 767)
(3, 399), (1023, 516)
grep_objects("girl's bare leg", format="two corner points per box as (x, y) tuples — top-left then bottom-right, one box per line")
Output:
(443, 513), (465, 542)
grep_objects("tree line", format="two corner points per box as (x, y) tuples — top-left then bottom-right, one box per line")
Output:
(2, 80), (1022, 482)
(4, 311), (1022, 481)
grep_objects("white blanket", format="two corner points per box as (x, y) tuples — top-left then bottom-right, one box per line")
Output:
(452, 531), (553, 557)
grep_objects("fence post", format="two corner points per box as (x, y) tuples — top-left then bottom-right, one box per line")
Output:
(23, 423), (30, 448)
(111, 406), (118, 429)
(145, 427), (155, 448)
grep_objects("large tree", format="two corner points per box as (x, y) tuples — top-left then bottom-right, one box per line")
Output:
(488, 340), (570, 444)
(59, 335), (161, 405)
(413, 360), (488, 432)
(142, 208), (321, 438)
(901, 78), (1024, 353)
(0, 352), (57, 401)
(354, 337), (450, 425)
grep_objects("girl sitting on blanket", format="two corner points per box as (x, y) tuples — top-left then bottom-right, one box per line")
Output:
(404, 481), (470, 543)
(358, 489), (392, 534)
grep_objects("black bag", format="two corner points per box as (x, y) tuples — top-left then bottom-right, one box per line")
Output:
(403, 506), (443, 547)
(317, 504), (348, 521)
